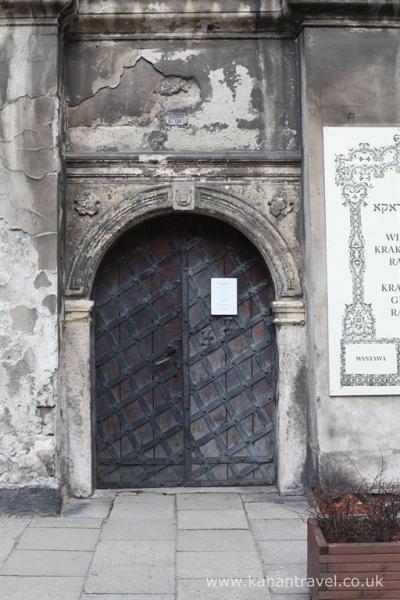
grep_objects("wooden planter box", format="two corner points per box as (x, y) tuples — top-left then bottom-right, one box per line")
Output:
(308, 518), (400, 599)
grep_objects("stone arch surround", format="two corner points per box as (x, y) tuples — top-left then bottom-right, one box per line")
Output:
(62, 181), (307, 497)
(67, 185), (302, 300)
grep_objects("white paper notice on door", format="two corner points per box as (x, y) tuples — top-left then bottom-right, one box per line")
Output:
(211, 278), (237, 315)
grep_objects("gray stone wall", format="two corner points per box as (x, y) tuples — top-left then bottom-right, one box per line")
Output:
(300, 27), (400, 483)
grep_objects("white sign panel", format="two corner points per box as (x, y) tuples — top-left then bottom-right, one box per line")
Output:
(211, 278), (237, 315)
(324, 127), (400, 396)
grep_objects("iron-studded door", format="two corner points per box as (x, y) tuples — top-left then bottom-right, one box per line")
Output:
(94, 215), (277, 487)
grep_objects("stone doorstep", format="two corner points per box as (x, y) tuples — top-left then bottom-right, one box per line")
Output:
(115, 486), (278, 494)
(176, 492), (243, 510)
(112, 493), (175, 505)
(90, 489), (116, 499)
(178, 509), (249, 530)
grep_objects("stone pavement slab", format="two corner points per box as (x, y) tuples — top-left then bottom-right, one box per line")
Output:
(90, 540), (174, 567)
(251, 518), (307, 541)
(178, 509), (248, 529)
(62, 499), (112, 519)
(0, 549), (92, 576)
(0, 538), (15, 563)
(264, 563), (308, 594)
(116, 492), (175, 505)
(178, 578), (272, 599)
(101, 518), (175, 541)
(0, 489), (309, 599)
(18, 527), (100, 551)
(177, 492), (243, 510)
(90, 489), (116, 499)
(29, 516), (103, 528)
(85, 564), (175, 595)
(242, 492), (281, 503)
(177, 529), (256, 551)
(86, 539), (176, 593)
(126, 486), (273, 494)
(0, 517), (30, 538)
(82, 596), (174, 600)
(272, 592), (310, 600)
(177, 550), (263, 578)
(0, 576), (85, 600)
(110, 500), (174, 520)
(259, 540), (307, 564)
(246, 502), (302, 520)
(281, 501), (310, 518)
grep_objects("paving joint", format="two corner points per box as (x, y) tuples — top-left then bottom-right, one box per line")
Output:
(0, 489), (308, 599)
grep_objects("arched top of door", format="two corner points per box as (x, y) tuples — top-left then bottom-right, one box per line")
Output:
(66, 184), (302, 300)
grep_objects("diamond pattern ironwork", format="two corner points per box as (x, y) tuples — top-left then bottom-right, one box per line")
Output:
(93, 215), (277, 487)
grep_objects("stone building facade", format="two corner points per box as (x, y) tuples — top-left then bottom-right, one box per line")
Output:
(0, 0), (399, 513)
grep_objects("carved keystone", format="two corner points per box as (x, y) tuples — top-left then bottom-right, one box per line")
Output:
(172, 181), (195, 211)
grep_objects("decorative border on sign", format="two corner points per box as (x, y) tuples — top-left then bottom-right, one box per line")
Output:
(335, 134), (400, 387)
(341, 339), (400, 387)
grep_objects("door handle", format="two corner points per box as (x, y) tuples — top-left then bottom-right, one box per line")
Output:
(153, 355), (175, 367)
(153, 347), (177, 368)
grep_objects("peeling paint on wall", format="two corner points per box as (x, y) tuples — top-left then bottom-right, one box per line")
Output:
(0, 26), (60, 489)
(65, 40), (299, 153)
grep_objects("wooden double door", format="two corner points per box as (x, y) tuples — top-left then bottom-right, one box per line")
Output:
(93, 215), (277, 487)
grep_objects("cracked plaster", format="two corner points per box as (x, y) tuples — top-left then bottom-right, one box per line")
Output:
(65, 39), (299, 153)
(0, 24), (60, 491)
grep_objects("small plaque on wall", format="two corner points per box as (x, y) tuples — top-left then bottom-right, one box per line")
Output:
(324, 127), (400, 396)
(211, 278), (237, 315)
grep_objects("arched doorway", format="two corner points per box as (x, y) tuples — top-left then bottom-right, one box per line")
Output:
(92, 214), (277, 487)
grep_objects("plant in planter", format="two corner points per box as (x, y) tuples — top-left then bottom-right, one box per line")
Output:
(308, 466), (400, 599)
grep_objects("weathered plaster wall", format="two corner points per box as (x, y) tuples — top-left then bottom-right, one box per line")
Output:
(0, 24), (61, 493)
(300, 27), (400, 483)
(65, 38), (299, 153)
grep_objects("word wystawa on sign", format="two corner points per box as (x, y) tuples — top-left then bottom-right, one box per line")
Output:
(324, 127), (400, 396)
